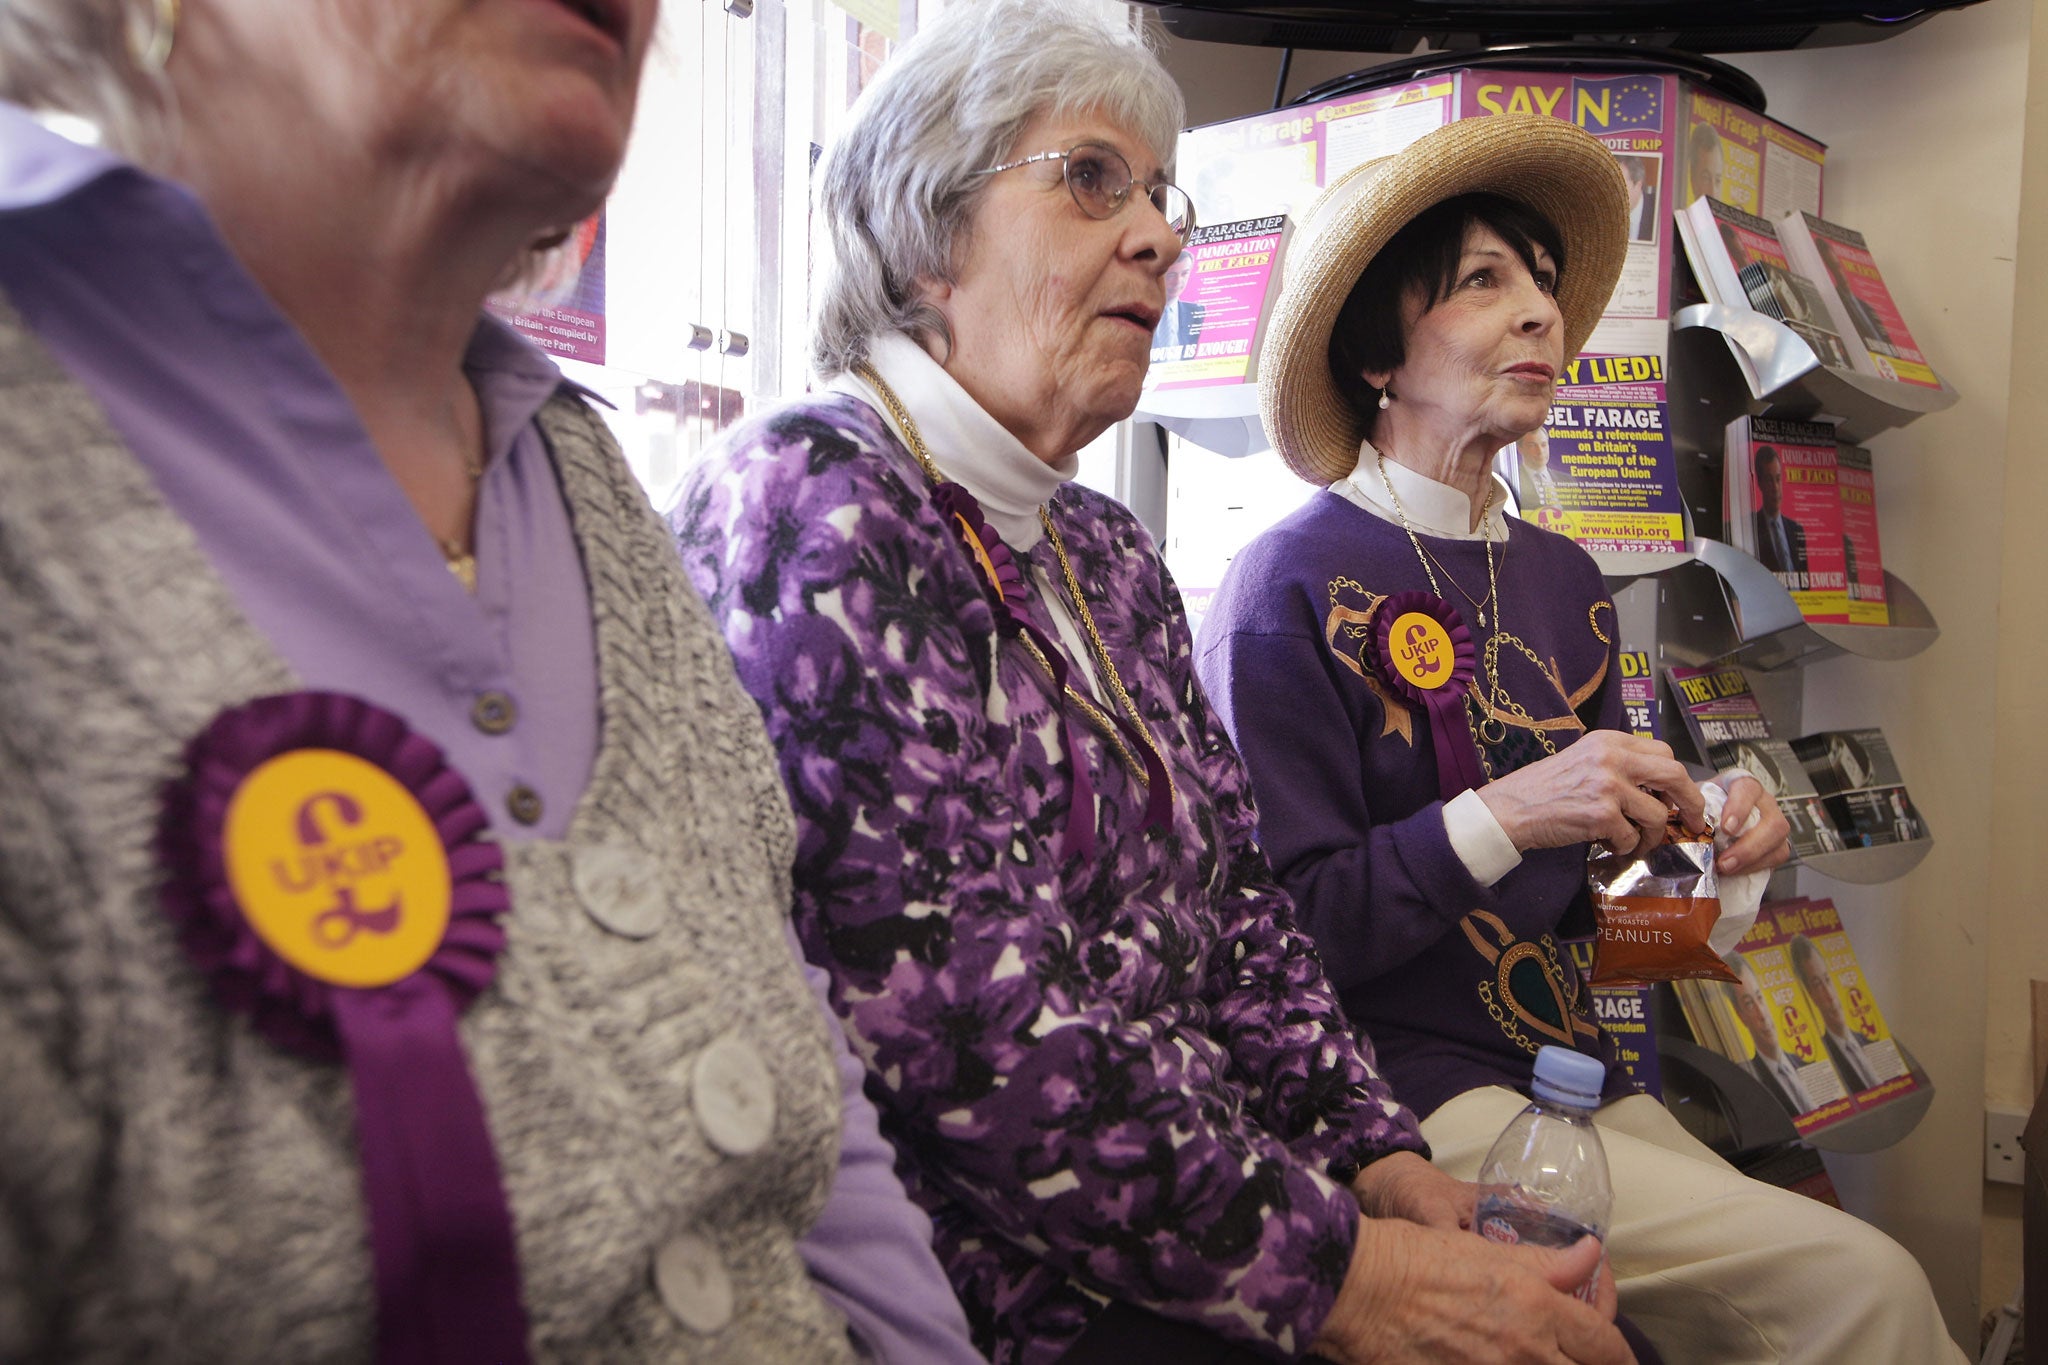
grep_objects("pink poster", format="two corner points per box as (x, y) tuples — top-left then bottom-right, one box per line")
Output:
(486, 211), (607, 365)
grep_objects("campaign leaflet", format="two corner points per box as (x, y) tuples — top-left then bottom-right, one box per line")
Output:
(1461, 72), (1682, 554)
(1678, 200), (1856, 372)
(1789, 728), (1930, 849)
(1463, 70), (1675, 323)
(1176, 77), (1455, 230)
(1510, 353), (1684, 555)
(1562, 938), (1662, 1099)
(1757, 747), (1843, 860)
(485, 211), (606, 364)
(1717, 736), (1841, 861)
(1146, 216), (1290, 391)
(1677, 89), (1825, 224)
(1159, 82), (1452, 413)
(1723, 907), (1858, 1138)
(1662, 663), (1839, 857)
(1665, 662), (1770, 769)
(1836, 446), (1889, 626)
(1778, 213), (1942, 389)
(1619, 649), (1659, 741)
(1778, 898), (1921, 1107)
(1728, 416), (1849, 623)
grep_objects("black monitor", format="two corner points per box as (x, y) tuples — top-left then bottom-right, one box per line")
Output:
(1133, 0), (1990, 56)
(1283, 44), (1767, 111)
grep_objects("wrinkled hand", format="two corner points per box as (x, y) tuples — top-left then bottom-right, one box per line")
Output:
(1477, 731), (1703, 858)
(1310, 1218), (1632, 1365)
(1712, 774), (1793, 876)
(1351, 1152), (1475, 1232)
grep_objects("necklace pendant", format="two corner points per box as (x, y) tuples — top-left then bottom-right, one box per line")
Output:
(441, 539), (478, 594)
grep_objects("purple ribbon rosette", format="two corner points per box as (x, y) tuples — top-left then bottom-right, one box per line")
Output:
(155, 691), (529, 1365)
(1369, 590), (1488, 799)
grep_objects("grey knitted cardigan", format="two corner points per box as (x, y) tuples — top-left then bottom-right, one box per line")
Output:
(0, 302), (858, 1363)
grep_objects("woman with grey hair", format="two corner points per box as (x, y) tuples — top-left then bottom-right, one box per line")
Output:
(675, 2), (1631, 1362)
(0, 2), (981, 1361)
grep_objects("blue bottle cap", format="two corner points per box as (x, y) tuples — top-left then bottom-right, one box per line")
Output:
(1531, 1045), (1605, 1109)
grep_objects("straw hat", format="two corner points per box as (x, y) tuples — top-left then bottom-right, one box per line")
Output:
(1259, 113), (1629, 486)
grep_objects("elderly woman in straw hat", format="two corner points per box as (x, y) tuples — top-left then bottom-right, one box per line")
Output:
(1197, 114), (1963, 1363)
(673, 5), (1649, 1362)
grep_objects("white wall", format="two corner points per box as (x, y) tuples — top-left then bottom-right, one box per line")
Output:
(1151, 5), (2039, 1343)
(1982, 0), (2048, 1323)
(1733, 9), (2028, 1340)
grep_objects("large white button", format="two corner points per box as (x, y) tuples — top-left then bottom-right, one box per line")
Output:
(693, 1033), (777, 1156)
(654, 1234), (733, 1334)
(571, 844), (667, 939)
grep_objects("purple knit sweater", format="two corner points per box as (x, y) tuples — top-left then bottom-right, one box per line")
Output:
(1196, 490), (1629, 1120)
(675, 396), (1426, 1365)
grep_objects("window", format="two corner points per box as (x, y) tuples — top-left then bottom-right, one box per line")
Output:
(536, 0), (1137, 513)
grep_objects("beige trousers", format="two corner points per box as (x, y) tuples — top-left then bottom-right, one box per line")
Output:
(1422, 1087), (1966, 1365)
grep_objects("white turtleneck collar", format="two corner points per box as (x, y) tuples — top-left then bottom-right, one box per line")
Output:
(828, 331), (1077, 550)
(1330, 439), (1512, 542)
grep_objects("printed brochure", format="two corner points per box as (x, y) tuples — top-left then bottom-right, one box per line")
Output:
(1835, 446), (1889, 626)
(1664, 662), (1840, 858)
(1146, 215), (1292, 392)
(1725, 416), (1848, 623)
(1789, 728), (1930, 849)
(1778, 212), (1943, 390)
(1675, 197), (1855, 373)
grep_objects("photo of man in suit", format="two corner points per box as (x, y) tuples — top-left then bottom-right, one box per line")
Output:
(1790, 935), (1884, 1092)
(1722, 953), (1819, 1116)
(1619, 153), (1659, 243)
(1513, 424), (1562, 528)
(1688, 123), (1727, 208)
(1752, 444), (1809, 576)
(1153, 250), (1205, 359)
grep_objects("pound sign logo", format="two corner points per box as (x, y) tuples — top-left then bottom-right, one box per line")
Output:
(1399, 621), (1444, 677)
(1386, 611), (1456, 691)
(223, 749), (453, 988)
(287, 791), (405, 948)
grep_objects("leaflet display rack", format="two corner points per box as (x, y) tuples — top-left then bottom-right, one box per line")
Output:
(1670, 304), (1958, 446)
(1664, 305), (1945, 678)
(1654, 1004), (1936, 1156)
(1651, 308), (1941, 913)
(1612, 144), (1939, 1150)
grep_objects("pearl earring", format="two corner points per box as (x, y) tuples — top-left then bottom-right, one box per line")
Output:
(1377, 388), (1392, 411)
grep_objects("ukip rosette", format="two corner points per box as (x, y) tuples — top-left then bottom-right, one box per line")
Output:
(1369, 590), (1486, 799)
(155, 690), (529, 1364)
(932, 480), (1028, 616)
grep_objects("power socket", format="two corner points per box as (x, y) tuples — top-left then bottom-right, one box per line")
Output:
(1986, 1108), (2028, 1185)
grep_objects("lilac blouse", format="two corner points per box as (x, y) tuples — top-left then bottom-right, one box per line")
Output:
(0, 102), (977, 1365)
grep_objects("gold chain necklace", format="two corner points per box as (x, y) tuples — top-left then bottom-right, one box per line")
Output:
(853, 364), (1173, 802)
(1414, 536), (1503, 629)
(1036, 506), (1176, 806)
(1374, 450), (1511, 746)
(439, 446), (486, 594)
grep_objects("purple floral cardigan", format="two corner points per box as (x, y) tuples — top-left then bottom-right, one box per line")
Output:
(673, 393), (1425, 1364)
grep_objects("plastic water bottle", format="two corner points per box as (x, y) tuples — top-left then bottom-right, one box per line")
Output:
(1473, 1045), (1612, 1303)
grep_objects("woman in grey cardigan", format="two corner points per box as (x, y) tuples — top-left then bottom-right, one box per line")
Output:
(0, 2), (978, 1362)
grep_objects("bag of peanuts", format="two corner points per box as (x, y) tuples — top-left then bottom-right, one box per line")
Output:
(1585, 809), (1737, 986)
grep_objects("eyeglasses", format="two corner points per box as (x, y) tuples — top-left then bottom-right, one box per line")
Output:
(975, 142), (1196, 242)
